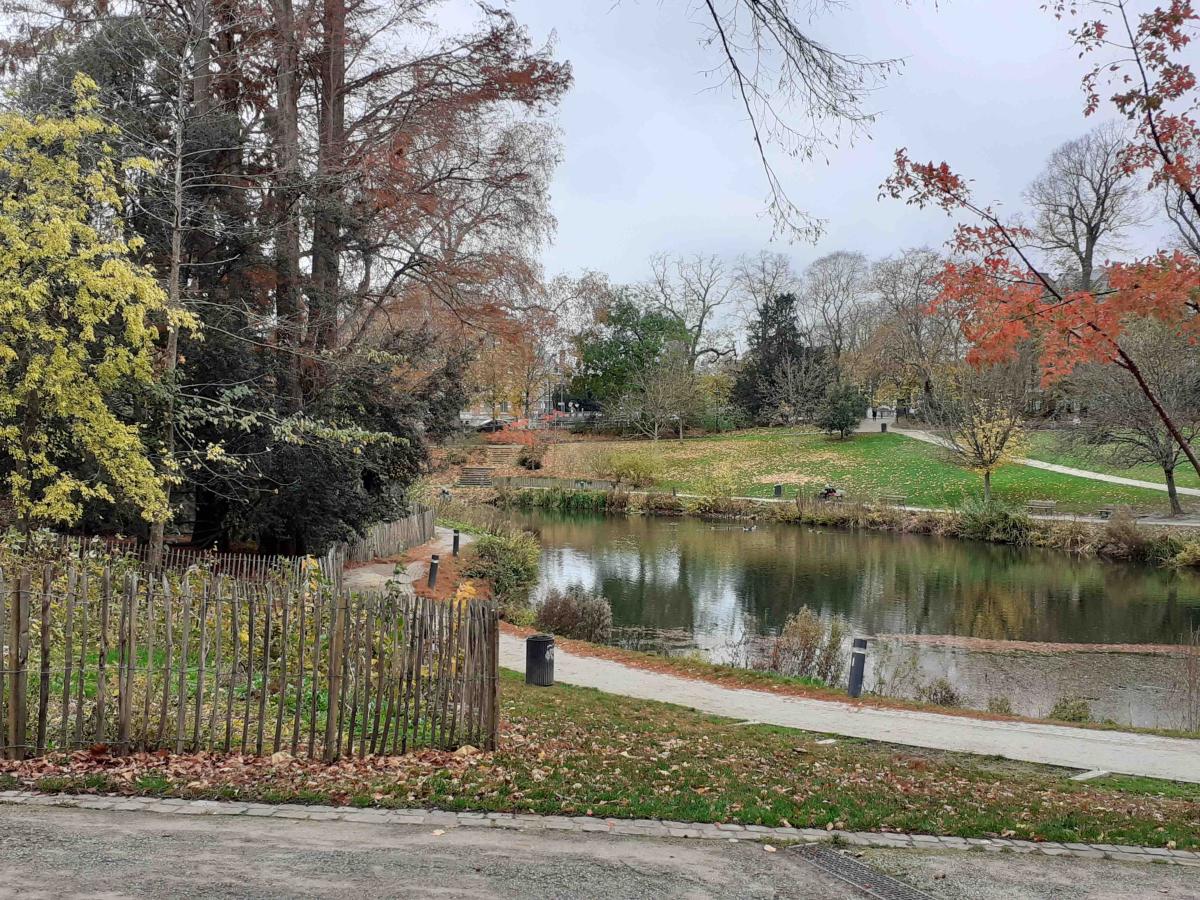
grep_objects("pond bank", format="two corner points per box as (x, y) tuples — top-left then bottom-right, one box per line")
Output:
(486, 483), (1200, 570)
(496, 626), (1200, 783)
(492, 505), (1200, 731)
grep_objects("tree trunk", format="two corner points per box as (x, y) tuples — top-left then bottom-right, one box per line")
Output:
(148, 43), (194, 569)
(270, 0), (303, 410)
(1165, 468), (1183, 516)
(983, 469), (992, 503)
(308, 0), (347, 382)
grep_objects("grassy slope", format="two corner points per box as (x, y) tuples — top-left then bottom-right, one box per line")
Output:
(1024, 431), (1200, 491)
(7, 672), (1198, 848)
(545, 430), (1184, 514)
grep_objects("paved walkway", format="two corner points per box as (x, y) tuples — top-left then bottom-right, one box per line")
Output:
(499, 635), (1200, 783)
(896, 427), (1200, 499)
(342, 526), (473, 593)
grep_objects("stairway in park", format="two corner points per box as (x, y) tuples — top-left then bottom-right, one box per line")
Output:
(458, 466), (496, 487)
(484, 444), (522, 466)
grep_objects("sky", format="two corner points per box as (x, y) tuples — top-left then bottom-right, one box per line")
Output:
(443, 1), (1173, 284)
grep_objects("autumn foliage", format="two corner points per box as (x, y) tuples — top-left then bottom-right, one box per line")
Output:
(883, 0), (1200, 473)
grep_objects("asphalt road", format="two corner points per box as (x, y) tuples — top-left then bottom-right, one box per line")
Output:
(0, 804), (850, 899)
(2, 804), (1198, 899)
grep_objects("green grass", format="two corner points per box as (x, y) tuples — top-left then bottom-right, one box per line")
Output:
(6, 671), (1198, 848)
(1024, 431), (1200, 491)
(545, 431), (1185, 515)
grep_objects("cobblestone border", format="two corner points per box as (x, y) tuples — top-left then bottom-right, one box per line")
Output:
(2, 790), (1197, 868)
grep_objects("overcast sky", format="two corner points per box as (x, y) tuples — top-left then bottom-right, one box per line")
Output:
(447, 1), (1170, 284)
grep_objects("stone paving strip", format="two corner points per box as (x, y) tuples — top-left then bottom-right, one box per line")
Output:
(2, 790), (1197, 868)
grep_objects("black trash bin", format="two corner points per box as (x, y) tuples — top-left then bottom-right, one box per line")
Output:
(526, 634), (555, 686)
(880, 422), (888, 433)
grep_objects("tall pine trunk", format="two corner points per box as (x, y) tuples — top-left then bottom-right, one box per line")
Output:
(307, 0), (347, 386)
(270, 0), (304, 410)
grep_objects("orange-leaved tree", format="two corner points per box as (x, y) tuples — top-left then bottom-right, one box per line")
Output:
(882, 0), (1200, 476)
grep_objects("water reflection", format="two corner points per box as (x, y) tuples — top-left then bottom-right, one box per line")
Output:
(516, 509), (1200, 648)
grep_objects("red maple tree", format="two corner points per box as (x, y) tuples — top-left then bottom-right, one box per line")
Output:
(883, 0), (1200, 475)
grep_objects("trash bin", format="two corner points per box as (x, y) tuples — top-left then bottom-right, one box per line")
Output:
(526, 634), (555, 686)
(880, 422), (888, 433)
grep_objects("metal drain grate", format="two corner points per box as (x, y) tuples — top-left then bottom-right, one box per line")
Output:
(792, 844), (936, 900)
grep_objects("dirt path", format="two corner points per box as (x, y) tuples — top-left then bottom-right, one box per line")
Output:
(499, 634), (1200, 783)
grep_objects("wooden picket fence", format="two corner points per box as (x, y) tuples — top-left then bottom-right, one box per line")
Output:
(54, 504), (436, 590)
(329, 506), (437, 566)
(0, 562), (498, 761)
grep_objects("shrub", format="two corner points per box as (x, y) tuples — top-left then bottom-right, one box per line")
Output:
(535, 585), (613, 643)
(814, 382), (866, 439)
(1145, 530), (1188, 565)
(687, 495), (753, 518)
(758, 608), (847, 684)
(987, 696), (1014, 716)
(1048, 696), (1092, 723)
(643, 492), (685, 514)
(444, 448), (468, 467)
(1096, 508), (1148, 560)
(517, 443), (546, 470)
(463, 530), (540, 615)
(1171, 539), (1200, 568)
(956, 498), (1031, 545)
(591, 449), (662, 488)
(1036, 520), (1094, 555)
(919, 677), (963, 708)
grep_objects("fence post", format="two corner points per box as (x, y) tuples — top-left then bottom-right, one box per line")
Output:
(847, 637), (868, 698)
(323, 591), (346, 762)
(8, 571), (30, 760)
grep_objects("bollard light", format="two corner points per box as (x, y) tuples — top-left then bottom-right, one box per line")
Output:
(847, 637), (868, 698)
(452, 530), (460, 557)
(428, 554), (439, 590)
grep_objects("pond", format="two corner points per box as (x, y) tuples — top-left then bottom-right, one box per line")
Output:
(508, 508), (1200, 729)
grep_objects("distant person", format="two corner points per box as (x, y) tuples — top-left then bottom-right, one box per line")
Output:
(872, 408), (877, 421)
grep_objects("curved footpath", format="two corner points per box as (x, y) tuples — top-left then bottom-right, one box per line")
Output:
(894, 426), (1200, 498)
(498, 634), (1200, 784)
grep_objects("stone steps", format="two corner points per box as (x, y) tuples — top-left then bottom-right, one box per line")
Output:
(458, 466), (496, 487)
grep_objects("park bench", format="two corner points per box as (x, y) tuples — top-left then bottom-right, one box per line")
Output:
(879, 494), (908, 507)
(1026, 500), (1057, 515)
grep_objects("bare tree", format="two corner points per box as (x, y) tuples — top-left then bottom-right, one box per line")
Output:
(695, 1), (899, 238)
(855, 248), (964, 405)
(1164, 155), (1200, 256)
(614, 345), (704, 441)
(1066, 320), (1200, 515)
(799, 250), (871, 364)
(643, 253), (736, 373)
(765, 352), (832, 425)
(734, 250), (797, 334)
(1025, 122), (1148, 291)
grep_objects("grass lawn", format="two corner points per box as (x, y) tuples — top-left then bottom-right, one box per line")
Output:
(544, 430), (1185, 515)
(5, 671), (1198, 848)
(1024, 430), (1200, 492)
